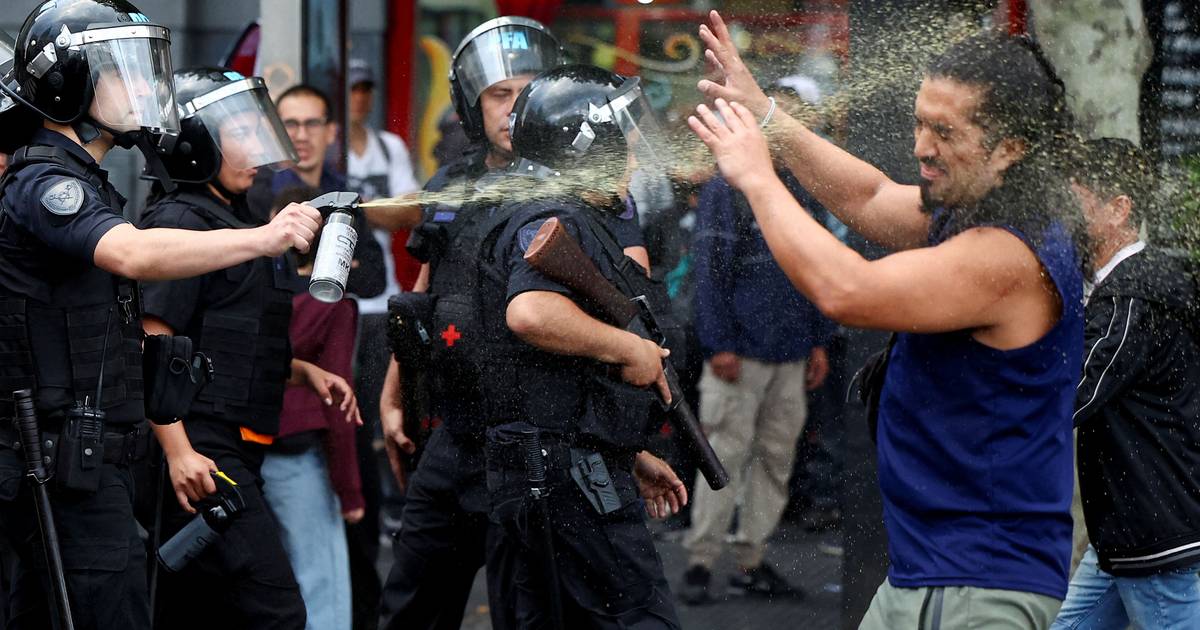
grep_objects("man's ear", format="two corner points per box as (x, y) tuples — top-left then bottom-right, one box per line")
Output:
(1108, 194), (1134, 229)
(991, 137), (1027, 171)
(326, 121), (339, 145)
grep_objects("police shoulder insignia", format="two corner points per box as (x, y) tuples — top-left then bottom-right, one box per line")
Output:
(41, 178), (85, 216)
(518, 220), (546, 253)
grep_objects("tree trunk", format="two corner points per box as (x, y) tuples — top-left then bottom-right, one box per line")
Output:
(1029, 0), (1152, 142)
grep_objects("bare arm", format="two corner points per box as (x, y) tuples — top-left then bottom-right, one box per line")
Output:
(695, 10), (929, 250)
(93, 202), (321, 281)
(624, 246), (651, 273)
(693, 99), (1058, 345)
(412, 263), (430, 293)
(507, 291), (670, 401)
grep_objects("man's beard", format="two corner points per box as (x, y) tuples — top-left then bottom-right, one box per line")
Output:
(919, 179), (940, 214)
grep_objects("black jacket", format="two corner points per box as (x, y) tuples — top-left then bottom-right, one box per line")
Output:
(1075, 245), (1200, 576)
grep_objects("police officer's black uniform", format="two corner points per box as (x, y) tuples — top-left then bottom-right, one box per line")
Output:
(483, 195), (680, 629)
(379, 17), (564, 630)
(481, 64), (682, 629)
(0, 127), (153, 630)
(379, 146), (495, 630)
(141, 188), (304, 629)
(137, 68), (306, 630)
(0, 2), (181, 627)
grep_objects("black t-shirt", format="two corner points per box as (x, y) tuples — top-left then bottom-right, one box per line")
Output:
(0, 129), (128, 302)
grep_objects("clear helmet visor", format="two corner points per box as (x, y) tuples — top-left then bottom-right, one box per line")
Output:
(605, 77), (666, 173)
(191, 80), (297, 171)
(85, 31), (178, 133)
(0, 31), (14, 71)
(0, 33), (15, 115)
(455, 24), (559, 106)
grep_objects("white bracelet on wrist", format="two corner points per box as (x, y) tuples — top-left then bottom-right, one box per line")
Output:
(760, 96), (777, 129)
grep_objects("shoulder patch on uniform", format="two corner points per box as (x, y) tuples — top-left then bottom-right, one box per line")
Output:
(40, 178), (84, 216)
(518, 220), (546, 253)
(618, 200), (636, 221)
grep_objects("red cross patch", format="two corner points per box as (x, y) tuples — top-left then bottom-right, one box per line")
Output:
(441, 324), (462, 347)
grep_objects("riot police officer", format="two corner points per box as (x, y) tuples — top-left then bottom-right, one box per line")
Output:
(136, 67), (359, 630)
(0, 3), (322, 630)
(482, 64), (684, 629)
(377, 17), (563, 630)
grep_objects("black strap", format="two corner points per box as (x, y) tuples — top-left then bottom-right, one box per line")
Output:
(573, 208), (643, 299)
(170, 190), (256, 229)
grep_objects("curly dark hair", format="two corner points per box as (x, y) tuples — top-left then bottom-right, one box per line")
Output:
(925, 32), (1091, 275)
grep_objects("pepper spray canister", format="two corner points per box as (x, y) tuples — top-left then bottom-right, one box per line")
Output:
(306, 191), (362, 303)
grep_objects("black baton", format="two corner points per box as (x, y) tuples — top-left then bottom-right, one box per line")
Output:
(520, 429), (564, 630)
(13, 389), (74, 630)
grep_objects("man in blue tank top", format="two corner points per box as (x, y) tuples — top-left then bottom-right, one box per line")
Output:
(688, 13), (1086, 629)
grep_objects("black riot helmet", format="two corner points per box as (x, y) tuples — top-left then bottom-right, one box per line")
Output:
(450, 16), (561, 143)
(509, 64), (665, 179)
(0, 30), (40, 153)
(0, 0), (179, 139)
(157, 67), (297, 185)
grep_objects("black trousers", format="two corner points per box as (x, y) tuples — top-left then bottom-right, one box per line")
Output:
(486, 459), (682, 630)
(0, 444), (149, 630)
(152, 420), (305, 630)
(380, 427), (492, 630)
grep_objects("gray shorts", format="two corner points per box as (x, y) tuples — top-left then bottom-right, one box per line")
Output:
(859, 580), (1062, 630)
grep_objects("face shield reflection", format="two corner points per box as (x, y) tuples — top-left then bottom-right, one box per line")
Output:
(0, 33), (15, 115)
(455, 25), (559, 107)
(85, 31), (178, 133)
(606, 78), (667, 175)
(0, 31), (14, 72)
(191, 81), (297, 171)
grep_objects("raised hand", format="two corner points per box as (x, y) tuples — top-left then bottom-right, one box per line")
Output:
(688, 98), (774, 192)
(697, 11), (772, 118)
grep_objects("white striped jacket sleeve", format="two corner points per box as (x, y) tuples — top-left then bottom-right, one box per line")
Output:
(1074, 295), (1150, 427)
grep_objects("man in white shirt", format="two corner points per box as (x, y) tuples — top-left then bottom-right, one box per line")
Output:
(348, 57), (422, 296)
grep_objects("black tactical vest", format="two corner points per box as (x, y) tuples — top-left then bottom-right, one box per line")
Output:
(473, 198), (673, 454)
(143, 189), (294, 434)
(419, 194), (526, 439)
(0, 146), (145, 425)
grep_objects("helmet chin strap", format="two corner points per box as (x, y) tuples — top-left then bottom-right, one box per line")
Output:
(76, 116), (177, 193)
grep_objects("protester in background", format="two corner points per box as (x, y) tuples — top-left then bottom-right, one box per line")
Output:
(0, 153), (8, 179)
(346, 58), (422, 540)
(681, 164), (834, 605)
(262, 187), (363, 630)
(347, 57), (422, 293)
(1051, 138), (1200, 630)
